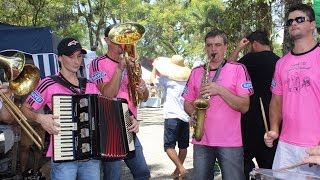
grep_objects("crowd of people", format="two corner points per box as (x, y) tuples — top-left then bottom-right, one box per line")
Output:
(1, 2), (320, 180)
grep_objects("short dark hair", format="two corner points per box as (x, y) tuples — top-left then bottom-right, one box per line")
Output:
(205, 29), (228, 44)
(287, 3), (315, 22)
(246, 30), (270, 46)
(104, 24), (117, 37)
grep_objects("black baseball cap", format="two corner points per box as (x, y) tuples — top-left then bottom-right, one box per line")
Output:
(57, 37), (87, 56)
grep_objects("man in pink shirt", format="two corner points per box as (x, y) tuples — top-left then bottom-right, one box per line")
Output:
(89, 24), (150, 180)
(264, 3), (320, 176)
(21, 38), (101, 179)
(182, 29), (253, 180)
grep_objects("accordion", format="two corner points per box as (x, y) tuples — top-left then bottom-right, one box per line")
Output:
(52, 94), (135, 162)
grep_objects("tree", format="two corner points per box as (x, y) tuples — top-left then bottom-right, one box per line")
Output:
(222, 0), (275, 57)
(0, 0), (34, 26)
(3, 0), (307, 65)
(282, 0), (303, 54)
(74, 0), (109, 50)
(0, 0), (86, 40)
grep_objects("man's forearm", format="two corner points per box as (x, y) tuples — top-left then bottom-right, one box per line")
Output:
(150, 68), (157, 85)
(141, 89), (149, 102)
(219, 87), (249, 113)
(269, 95), (282, 133)
(21, 104), (40, 124)
(99, 68), (122, 97)
(21, 103), (41, 124)
(229, 45), (245, 61)
(0, 106), (14, 124)
(184, 101), (195, 117)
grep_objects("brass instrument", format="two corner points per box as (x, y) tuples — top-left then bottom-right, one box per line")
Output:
(0, 52), (25, 81)
(193, 54), (215, 141)
(108, 23), (146, 106)
(0, 52), (43, 149)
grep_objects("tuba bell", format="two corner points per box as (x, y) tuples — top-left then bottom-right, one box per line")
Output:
(108, 23), (146, 106)
(0, 52), (25, 82)
(0, 52), (43, 149)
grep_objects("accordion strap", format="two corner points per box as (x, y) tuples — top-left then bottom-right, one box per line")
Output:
(78, 77), (87, 94)
(49, 74), (87, 94)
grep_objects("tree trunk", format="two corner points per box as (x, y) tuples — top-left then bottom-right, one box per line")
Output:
(257, 1), (272, 36)
(282, 0), (302, 54)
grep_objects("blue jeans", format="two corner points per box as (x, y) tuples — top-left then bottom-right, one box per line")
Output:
(51, 159), (100, 180)
(164, 118), (189, 151)
(103, 136), (150, 180)
(193, 144), (245, 180)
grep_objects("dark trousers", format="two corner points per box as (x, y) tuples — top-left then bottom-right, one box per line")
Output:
(241, 118), (278, 180)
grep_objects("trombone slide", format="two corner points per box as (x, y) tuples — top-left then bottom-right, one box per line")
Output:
(0, 91), (43, 150)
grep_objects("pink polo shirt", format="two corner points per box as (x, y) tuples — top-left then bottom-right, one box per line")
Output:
(25, 73), (100, 157)
(89, 55), (137, 117)
(182, 61), (253, 146)
(271, 45), (320, 147)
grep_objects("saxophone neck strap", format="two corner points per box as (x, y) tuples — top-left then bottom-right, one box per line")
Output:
(211, 60), (226, 82)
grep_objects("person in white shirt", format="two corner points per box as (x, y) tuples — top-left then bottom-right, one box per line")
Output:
(150, 55), (191, 179)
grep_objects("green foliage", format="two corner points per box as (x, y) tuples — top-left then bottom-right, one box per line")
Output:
(0, 0), (85, 40)
(1, 0), (295, 66)
(272, 42), (284, 57)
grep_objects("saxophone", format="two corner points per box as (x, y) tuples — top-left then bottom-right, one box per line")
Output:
(193, 54), (215, 141)
(108, 23), (146, 106)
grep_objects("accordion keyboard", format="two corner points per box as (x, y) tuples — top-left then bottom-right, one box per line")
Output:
(53, 95), (76, 161)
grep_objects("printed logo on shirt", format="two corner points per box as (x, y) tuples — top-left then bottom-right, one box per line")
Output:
(30, 91), (43, 103)
(91, 72), (107, 82)
(241, 81), (253, 89)
(271, 79), (276, 88)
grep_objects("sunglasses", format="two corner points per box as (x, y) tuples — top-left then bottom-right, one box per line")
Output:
(286, 16), (309, 26)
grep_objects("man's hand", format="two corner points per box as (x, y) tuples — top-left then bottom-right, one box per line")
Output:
(237, 38), (250, 50)
(137, 79), (147, 94)
(229, 37), (251, 61)
(264, 131), (279, 147)
(302, 146), (320, 166)
(128, 115), (140, 133)
(0, 83), (15, 123)
(37, 114), (60, 135)
(137, 79), (149, 101)
(0, 83), (12, 97)
(189, 110), (197, 127)
(201, 82), (222, 97)
(117, 56), (127, 71)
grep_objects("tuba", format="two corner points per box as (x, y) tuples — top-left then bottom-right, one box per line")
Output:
(108, 23), (146, 106)
(193, 54), (215, 141)
(0, 52), (43, 149)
